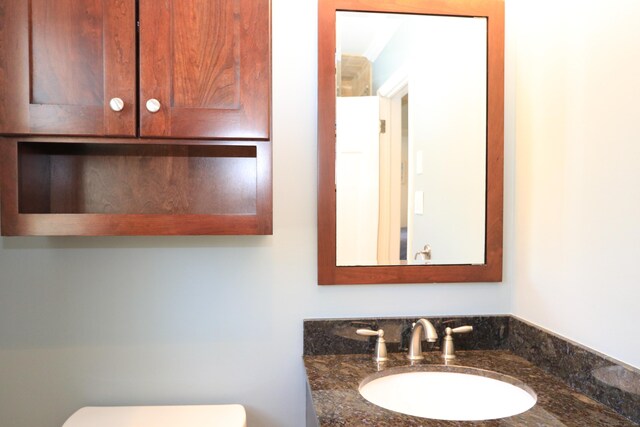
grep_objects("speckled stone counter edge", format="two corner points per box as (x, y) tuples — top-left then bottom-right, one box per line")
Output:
(303, 315), (640, 424)
(508, 316), (640, 424)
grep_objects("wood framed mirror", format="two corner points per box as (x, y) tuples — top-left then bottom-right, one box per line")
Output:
(318, 0), (504, 285)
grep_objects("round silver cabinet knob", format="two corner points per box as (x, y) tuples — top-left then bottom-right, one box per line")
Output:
(146, 99), (161, 113)
(109, 97), (125, 112)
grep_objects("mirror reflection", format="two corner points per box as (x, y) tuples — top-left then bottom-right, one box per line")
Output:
(335, 11), (488, 267)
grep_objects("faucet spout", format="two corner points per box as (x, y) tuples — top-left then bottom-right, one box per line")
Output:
(407, 318), (438, 361)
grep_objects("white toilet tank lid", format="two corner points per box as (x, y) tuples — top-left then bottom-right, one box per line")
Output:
(63, 404), (246, 427)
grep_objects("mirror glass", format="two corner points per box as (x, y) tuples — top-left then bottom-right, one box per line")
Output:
(335, 12), (488, 267)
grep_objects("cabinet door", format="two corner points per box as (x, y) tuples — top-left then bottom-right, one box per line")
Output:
(0, 0), (136, 136)
(139, 0), (270, 139)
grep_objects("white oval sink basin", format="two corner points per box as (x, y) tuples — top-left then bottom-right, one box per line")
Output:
(359, 366), (536, 421)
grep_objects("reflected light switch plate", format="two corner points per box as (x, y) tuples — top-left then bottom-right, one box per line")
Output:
(416, 150), (423, 174)
(414, 191), (424, 215)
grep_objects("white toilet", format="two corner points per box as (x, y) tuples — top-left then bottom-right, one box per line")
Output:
(63, 405), (246, 427)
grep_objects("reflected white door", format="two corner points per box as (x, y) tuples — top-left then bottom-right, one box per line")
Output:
(336, 96), (380, 266)
(408, 16), (487, 265)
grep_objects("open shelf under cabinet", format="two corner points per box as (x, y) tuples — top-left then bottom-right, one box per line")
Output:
(0, 138), (272, 236)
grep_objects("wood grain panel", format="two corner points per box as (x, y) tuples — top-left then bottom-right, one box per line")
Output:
(317, 0), (504, 284)
(0, 0), (30, 134)
(172, 0), (240, 109)
(17, 142), (257, 215)
(7, 214), (260, 236)
(0, 140), (19, 235)
(104, 0), (137, 136)
(49, 152), (83, 214)
(139, 0), (172, 136)
(327, 0), (498, 16)
(28, 104), (104, 135)
(30, 0), (104, 106)
(318, 0), (339, 283)
(255, 140), (273, 234)
(17, 142), (51, 213)
(140, 0), (270, 139)
(188, 150), (257, 215)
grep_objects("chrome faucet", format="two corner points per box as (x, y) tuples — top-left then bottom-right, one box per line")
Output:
(407, 318), (438, 360)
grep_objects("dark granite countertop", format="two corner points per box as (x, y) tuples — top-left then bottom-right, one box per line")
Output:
(304, 350), (638, 426)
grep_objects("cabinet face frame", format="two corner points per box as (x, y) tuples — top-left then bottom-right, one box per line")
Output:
(317, 0), (505, 285)
(0, 0), (137, 137)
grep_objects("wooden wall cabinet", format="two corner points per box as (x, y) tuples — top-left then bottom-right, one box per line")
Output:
(0, 0), (271, 236)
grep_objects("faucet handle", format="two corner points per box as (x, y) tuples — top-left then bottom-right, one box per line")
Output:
(414, 244), (432, 262)
(449, 325), (473, 335)
(356, 328), (388, 362)
(356, 328), (383, 337)
(442, 325), (473, 360)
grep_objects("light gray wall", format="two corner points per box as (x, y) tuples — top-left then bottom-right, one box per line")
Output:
(0, 1), (513, 426)
(511, 0), (640, 369)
